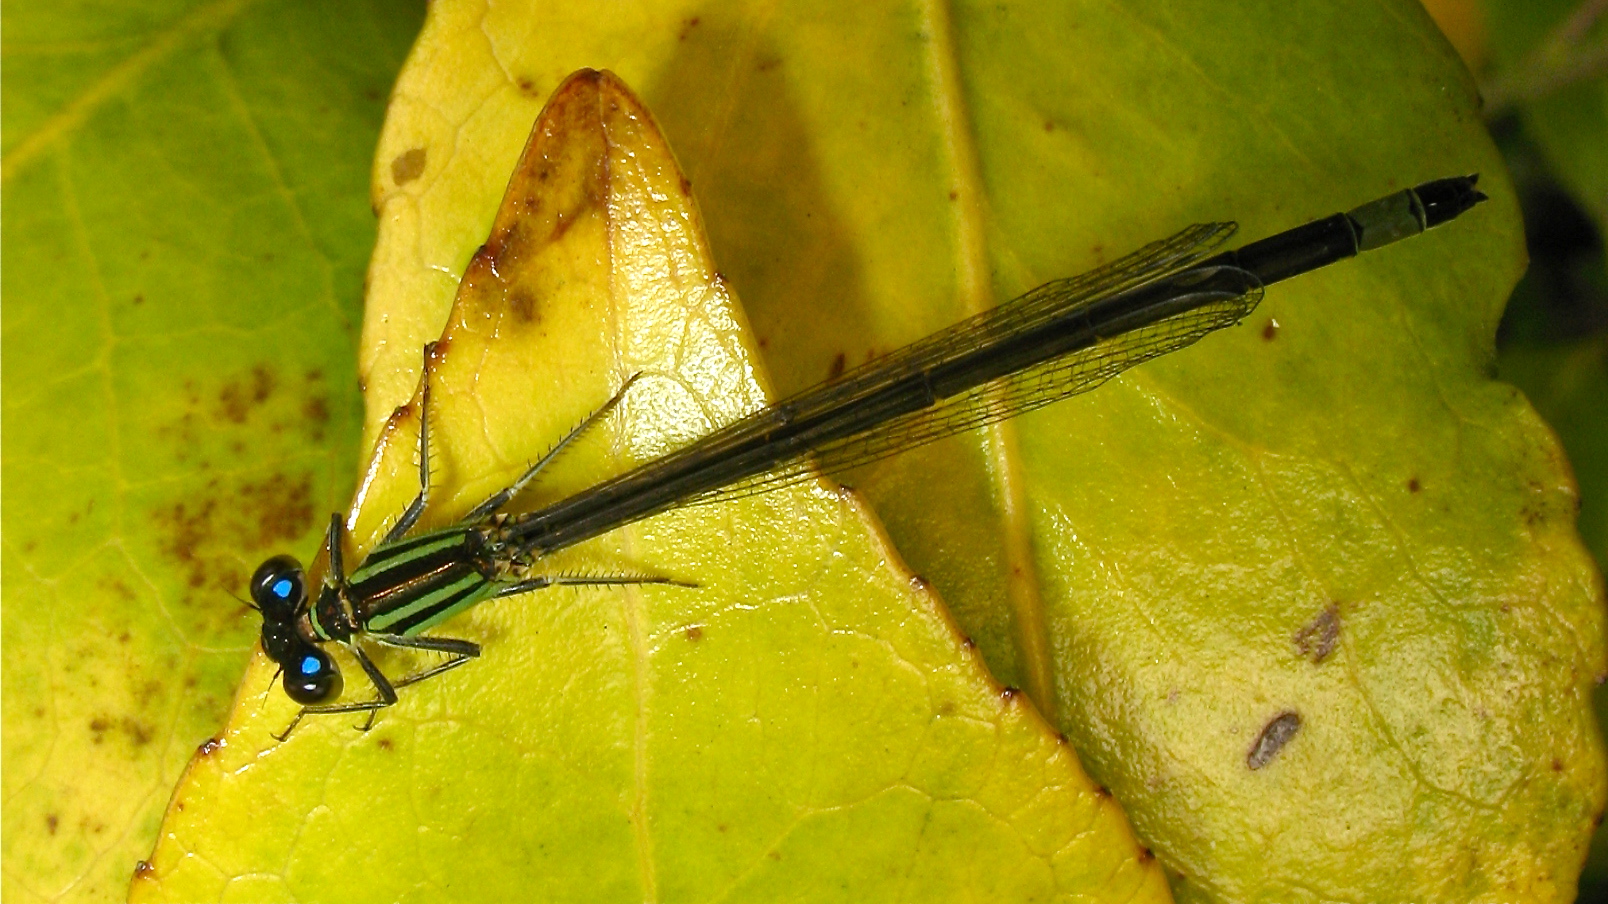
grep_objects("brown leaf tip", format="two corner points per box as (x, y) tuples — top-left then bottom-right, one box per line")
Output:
(1247, 710), (1302, 770)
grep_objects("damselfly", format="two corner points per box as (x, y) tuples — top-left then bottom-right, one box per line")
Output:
(252, 175), (1487, 738)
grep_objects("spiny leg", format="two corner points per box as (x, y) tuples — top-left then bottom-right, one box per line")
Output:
(462, 372), (646, 523)
(491, 572), (696, 599)
(383, 345), (437, 544)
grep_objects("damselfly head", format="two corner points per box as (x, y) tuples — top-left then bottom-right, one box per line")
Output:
(279, 642), (342, 704)
(249, 555), (344, 704)
(250, 555), (306, 620)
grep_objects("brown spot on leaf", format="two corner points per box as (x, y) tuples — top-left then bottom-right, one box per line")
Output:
(1001, 686), (1021, 701)
(125, 717), (153, 747)
(1294, 604), (1340, 663)
(216, 366), (276, 424)
(302, 394), (329, 442)
(1408, 477), (1421, 493)
(827, 352), (847, 381)
(133, 294), (144, 305)
(133, 861), (155, 881)
(101, 578), (135, 602)
(46, 813), (58, 834)
(684, 626), (704, 642)
(508, 285), (540, 323)
(516, 77), (540, 97)
(152, 471), (315, 598)
(1247, 710), (1302, 770)
(378, 737), (394, 751)
(1139, 847), (1154, 862)
(1261, 318), (1280, 340)
(678, 16), (701, 40)
(197, 737), (224, 756)
(391, 148), (427, 186)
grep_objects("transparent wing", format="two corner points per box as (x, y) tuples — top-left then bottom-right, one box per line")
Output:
(509, 222), (1253, 554)
(690, 278), (1262, 507)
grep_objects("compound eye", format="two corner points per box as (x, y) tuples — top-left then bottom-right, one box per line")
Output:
(282, 645), (342, 704)
(251, 555), (305, 618)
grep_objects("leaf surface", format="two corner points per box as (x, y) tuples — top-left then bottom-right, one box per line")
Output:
(0, 3), (420, 902)
(135, 69), (1170, 904)
(346, 3), (1604, 901)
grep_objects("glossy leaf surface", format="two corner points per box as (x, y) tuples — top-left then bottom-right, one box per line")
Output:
(135, 70), (1170, 904)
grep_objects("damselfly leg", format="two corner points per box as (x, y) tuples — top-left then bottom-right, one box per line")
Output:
(267, 366), (681, 739)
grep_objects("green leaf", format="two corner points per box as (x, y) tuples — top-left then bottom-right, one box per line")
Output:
(1, 2), (422, 902)
(136, 68), (1170, 904)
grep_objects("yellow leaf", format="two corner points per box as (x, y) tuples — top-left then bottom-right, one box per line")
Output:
(135, 69), (1170, 904)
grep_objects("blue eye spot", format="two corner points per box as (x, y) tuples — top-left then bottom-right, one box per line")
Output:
(272, 578), (294, 599)
(299, 655), (322, 676)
